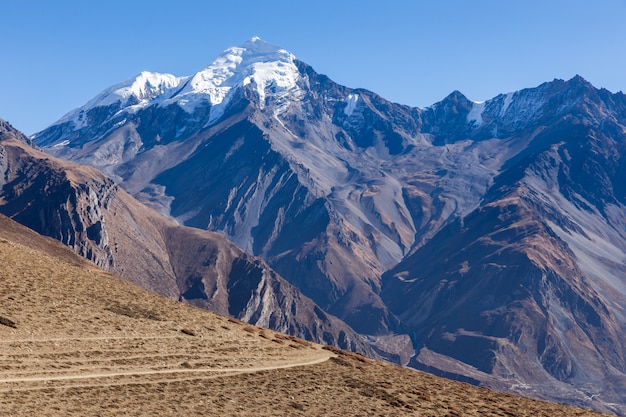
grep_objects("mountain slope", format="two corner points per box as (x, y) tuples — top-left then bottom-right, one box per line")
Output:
(0, 122), (376, 355)
(383, 93), (626, 414)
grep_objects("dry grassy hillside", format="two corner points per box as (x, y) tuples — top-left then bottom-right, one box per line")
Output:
(0, 215), (612, 416)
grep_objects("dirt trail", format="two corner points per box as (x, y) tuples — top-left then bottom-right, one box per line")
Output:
(0, 328), (336, 396)
(0, 353), (334, 386)
(0, 335), (184, 343)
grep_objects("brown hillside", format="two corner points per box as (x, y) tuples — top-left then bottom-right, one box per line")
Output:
(0, 215), (611, 416)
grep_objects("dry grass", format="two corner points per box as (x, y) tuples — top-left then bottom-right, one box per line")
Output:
(0, 218), (613, 416)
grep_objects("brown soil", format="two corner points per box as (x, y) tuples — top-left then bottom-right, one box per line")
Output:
(0, 216), (612, 416)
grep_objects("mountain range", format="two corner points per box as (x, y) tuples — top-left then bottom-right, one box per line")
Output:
(4, 37), (626, 414)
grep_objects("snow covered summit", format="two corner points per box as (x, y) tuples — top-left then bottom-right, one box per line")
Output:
(57, 71), (184, 129)
(52, 37), (300, 132)
(179, 37), (299, 105)
(175, 36), (301, 120)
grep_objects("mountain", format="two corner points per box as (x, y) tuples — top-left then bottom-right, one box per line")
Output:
(382, 79), (626, 413)
(0, 213), (609, 417)
(31, 38), (626, 414)
(34, 37), (504, 335)
(0, 118), (32, 145)
(33, 37), (419, 335)
(0, 121), (383, 357)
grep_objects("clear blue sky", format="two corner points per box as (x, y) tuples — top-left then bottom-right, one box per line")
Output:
(2, 0), (625, 135)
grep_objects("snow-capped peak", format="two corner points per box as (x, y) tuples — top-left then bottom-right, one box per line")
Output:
(175, 37), (301, 120)
(57, 71), (184, 128)
(84, 71), (183, 110)
(49, 38), (302, 131)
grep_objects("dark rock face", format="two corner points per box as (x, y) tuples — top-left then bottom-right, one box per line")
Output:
(0, 142), (116, 269)
(421, 90), (475, 145)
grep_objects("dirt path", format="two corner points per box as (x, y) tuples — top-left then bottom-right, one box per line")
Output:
(0, 353), (334, 386)
(0, 328), (336, 397)
(0, 335), (184, 343)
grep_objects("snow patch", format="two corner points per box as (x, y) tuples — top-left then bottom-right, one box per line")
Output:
(86, 72), (181, 109)
(467, 101), (485, 126)
(500, 92), (514, 116)
(52, 140), (70, 147)
(344, 94), (359, 116)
